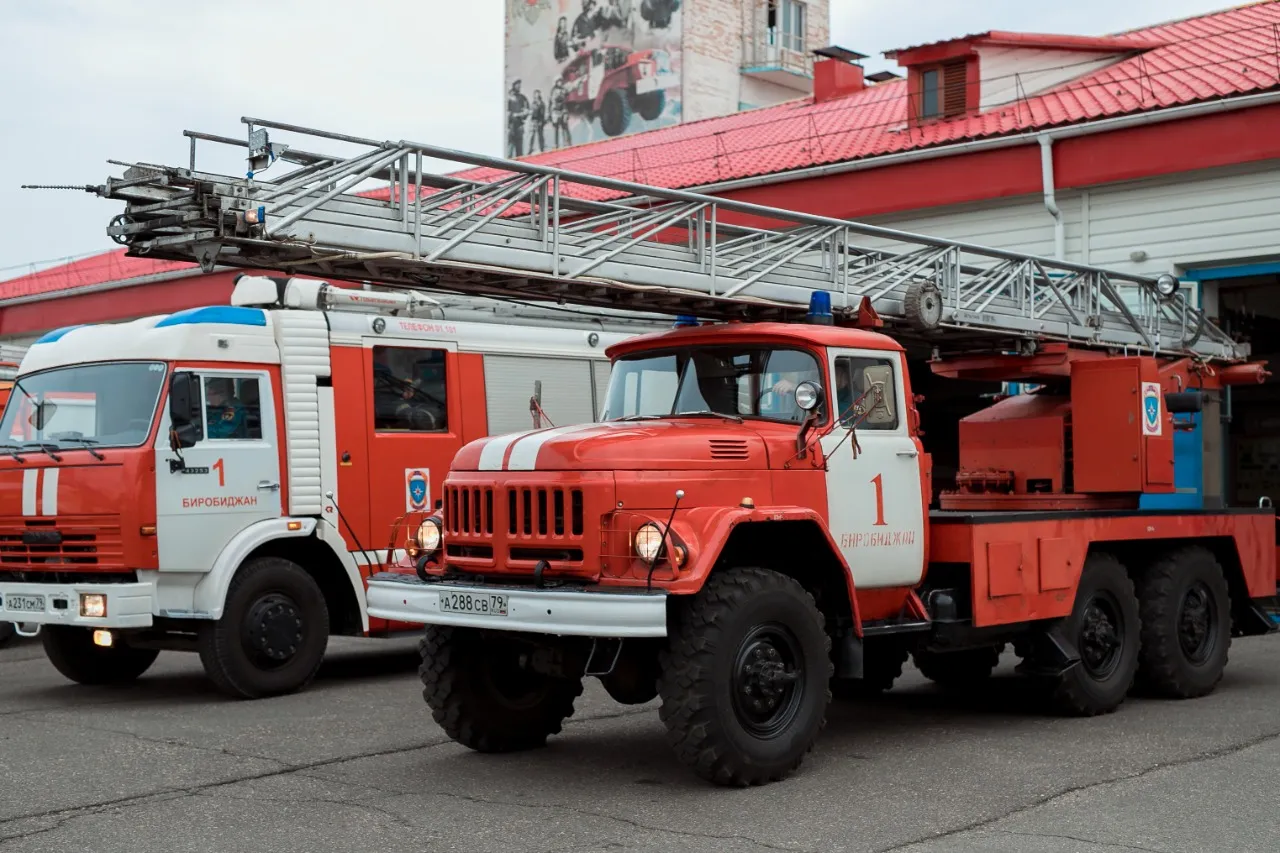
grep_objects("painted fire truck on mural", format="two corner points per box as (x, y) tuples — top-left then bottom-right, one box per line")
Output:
(0, 276), (649, 697)
(65, 118), (1280, 785)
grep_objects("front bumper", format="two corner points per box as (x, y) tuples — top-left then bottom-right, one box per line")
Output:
(366, 573), (668, 638)
(0, 580), (155, 629)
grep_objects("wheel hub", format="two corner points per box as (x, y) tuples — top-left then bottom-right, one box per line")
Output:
(1079, 596), (1123, 678)
(245, 593), (303, 666)
(1178, 583), (1215, 663)
(731, 625), (804, 738)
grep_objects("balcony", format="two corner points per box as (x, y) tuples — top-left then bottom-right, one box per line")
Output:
(740, 0), (816, 92)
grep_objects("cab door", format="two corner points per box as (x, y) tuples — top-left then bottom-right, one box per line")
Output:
(155, 370), (283, 573)
(819, 350), (926, 589)
(364, 340), (461, 550)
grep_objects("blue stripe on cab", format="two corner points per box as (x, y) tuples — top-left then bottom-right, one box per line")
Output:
(155, 306), (267, 328)
(34, 325), (86, 344)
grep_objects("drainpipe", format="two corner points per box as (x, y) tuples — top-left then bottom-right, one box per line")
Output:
(1039, 135), (1065, 260)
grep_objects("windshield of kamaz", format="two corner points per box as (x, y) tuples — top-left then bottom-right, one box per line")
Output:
(0, 362), (167, 451)
(601, 346), (822, 424)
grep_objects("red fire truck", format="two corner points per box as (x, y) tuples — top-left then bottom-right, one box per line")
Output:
(77, 118), (1279, 784)
(0, 276), (654, 696)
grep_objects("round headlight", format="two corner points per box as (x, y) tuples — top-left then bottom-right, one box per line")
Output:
(1155, 273), (1179, 299)
(795, 380), (822, 412)
(415, 518), (441, 554)
(634, 523), (665, 562)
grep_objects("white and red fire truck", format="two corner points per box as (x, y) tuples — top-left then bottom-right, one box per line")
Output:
(0, 275), (653, 696)
(71, 118), (1279, 785)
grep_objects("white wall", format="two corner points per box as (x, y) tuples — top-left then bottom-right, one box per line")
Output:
(977, 46), (1121, 112)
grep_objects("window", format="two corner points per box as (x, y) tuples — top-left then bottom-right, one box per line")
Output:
(766, 0), (806, 53)
(917, 58), (969, 120)
(203, 376), (263, 440)
(1, 362), (167, 450)
(372, 347), (448, 432)
(833, 356), (898, 430)
(602, 345), (822, 425)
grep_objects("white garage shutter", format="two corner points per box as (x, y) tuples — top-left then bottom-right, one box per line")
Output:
(483, 355), (597, 434)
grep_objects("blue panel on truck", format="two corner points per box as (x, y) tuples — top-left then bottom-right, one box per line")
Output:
(1140, 411), (1203, 510)
(155, 306), (267, 328)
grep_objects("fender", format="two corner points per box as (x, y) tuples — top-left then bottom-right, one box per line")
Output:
(659, 505), (864, 630)
(191, 517), (368, 629)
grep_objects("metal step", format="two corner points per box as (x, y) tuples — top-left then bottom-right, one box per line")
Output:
(82, 117), (1245, 361)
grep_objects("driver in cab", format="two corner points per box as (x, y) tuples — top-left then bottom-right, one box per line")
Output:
(205, 379), (248, 439)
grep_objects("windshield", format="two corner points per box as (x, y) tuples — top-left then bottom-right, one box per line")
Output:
(0, 362), (168, 451)
(601, 346), (823, 424)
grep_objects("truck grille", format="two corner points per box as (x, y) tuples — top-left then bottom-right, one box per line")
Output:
(0, 520), (124, 571)
(442, 479), (599, 579)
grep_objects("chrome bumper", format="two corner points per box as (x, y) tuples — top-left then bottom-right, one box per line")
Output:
(0, 580), (155, 629)
(366, 574), (668, 638)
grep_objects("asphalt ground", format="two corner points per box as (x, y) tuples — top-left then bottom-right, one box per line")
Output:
(1, 632), (1278, 853)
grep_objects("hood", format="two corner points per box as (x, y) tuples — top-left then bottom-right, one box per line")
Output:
(454, 421), (769, 472)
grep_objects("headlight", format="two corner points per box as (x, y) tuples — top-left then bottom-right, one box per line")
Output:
(415, 518), (441, 555)
(1155, 273), (1179, 299)
(634, 523), (665, 562)
(795, 380), (822, 412)
(80, 593), (106, 618)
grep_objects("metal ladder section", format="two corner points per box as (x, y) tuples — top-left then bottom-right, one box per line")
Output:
(92, 117), (1245, 360)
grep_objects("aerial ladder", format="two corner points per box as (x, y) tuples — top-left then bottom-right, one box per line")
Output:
(45, 116), (1245, 363)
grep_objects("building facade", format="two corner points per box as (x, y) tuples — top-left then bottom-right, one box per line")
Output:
(502, 0), (830, 155)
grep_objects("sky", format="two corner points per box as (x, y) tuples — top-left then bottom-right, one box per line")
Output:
(0, 0), (1247, 276)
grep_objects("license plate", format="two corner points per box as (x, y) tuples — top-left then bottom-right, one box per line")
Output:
(439, 591), (508, 617)
(5, 594), (45, 613)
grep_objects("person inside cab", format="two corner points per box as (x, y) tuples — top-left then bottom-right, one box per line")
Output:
(205, 378), (248, 439)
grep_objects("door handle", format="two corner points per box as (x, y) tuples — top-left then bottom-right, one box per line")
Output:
(896, 449), (919, 458)
(257, 480), (281, 491)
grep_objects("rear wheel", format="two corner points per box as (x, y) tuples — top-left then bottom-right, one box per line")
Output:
(913, 645), (1003, 690)
(1047, 553), (1140, 716)
(419, 626), (583, 752)
(659, 567), (831, 786)
(41, 626), (158, 685)
(198, 557), (329, 699)
(1136, 547), (1231, 698)
(599, 89), (633, 136)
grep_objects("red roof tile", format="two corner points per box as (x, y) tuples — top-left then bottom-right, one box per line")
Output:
(0, 250), (194, 301)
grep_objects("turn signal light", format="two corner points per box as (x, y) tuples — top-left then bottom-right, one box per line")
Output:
(80, 594), (107, 618)
(140, 525), (157, 536)
(287, 521), (303, 531)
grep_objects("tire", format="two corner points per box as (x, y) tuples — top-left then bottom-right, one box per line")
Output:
(41, 626), (159, 685)
(913, 645), (1003, 690)
(659, 567), (832, 786)
(831, 641), (908, 699)
(633, 90), (665, 121)
(902, 281), (942, 331)
(599, 89), (633, 137)
(419, 626), (583, 752)
(1136, 547), (1231, 699)
(1048, 552), (1140, 716)
(0, 622), (14, 647)
(197, 556), (329, 700)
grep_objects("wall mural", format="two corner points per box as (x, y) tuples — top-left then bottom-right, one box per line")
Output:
(505, 0), (683, 156)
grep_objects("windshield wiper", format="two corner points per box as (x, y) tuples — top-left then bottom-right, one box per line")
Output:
(21, 443), (63, 462)
(614, 414), (662, 422)
(672, 410), (744, 423)
(55, 437), (105, 461)
(0, 444), (25, 463)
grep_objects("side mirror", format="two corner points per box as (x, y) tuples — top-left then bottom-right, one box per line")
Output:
(168, 372), (201, 449)
(29, 400), (57, 431)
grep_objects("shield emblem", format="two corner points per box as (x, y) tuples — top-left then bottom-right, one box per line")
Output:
(406, 468), (430, 511)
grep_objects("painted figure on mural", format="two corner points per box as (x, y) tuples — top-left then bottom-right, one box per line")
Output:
(549, 79), (571, 148)
(528, 90), (548, 153)
(640, 0), (679, 30)
(554, 16), (570, 61)
(571, 0), (598, 51)
(506, 80), (530, 157)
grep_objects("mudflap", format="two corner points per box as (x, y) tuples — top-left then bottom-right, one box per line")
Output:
(1238, 598), (1280, 636)
(1014, 622), (1081, 677)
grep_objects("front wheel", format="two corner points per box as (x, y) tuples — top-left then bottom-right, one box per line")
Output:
(599, 89), (633, 137)
(0, 622), (15, 647)
(659, 567), (832, 786)
(41, 626), (159, 685)
(419, 626), (583, 752)
(198, 556), (329, 699)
